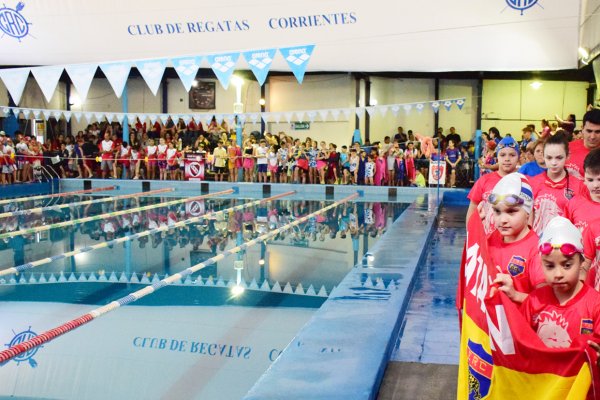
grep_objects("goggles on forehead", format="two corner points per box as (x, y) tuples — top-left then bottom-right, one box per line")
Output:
(488, 193), (524, 207)
(538, 242), (583, 257)
(497, 141), (518, 152)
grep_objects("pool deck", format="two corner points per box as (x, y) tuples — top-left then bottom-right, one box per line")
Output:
(245, 195), (440, 400)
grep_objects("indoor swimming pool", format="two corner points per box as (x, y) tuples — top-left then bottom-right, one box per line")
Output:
(0, 182), (444, 400)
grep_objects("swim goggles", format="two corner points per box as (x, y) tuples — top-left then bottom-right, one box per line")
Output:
(487, 193), (524, 207)
(538, 243), (583, 257)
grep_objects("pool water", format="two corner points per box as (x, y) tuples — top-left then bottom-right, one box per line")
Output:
(0, 194), (411, 400)
(390, 204), (466, 365)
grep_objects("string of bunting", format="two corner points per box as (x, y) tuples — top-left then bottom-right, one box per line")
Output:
(0, 45), (316, 105)
(0, 98), (466, 126)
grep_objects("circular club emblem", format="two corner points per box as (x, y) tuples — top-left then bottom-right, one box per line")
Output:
(0, 2), (31, 41)
(5, 326), (40, 367)
(189, 162), (201, 177)
(506, 0), (538, 14)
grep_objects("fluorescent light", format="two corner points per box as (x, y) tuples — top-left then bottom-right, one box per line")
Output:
(231, 75), (244, 88)
(530, 81), (542, 90)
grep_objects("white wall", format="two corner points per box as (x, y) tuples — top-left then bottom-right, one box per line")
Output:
(481, 79), (590, 139)
(1, 73), (591, 145)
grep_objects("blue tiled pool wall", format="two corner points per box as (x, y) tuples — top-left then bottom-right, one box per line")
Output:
(0, 180), (57, 200)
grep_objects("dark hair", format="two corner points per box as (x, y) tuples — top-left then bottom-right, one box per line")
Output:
(583, 109), (600, 127)
(584, 148), (600, 175)
(544, 133), (569, 157)
(489, 127), (500, 138)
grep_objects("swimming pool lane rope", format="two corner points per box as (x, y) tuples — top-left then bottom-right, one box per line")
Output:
(0, 187), (174, 219)
(0, 189), (235, 240)
(0, 185), (117, 206)
(0, 190), (296, 278)
(0, 192), (358, 364)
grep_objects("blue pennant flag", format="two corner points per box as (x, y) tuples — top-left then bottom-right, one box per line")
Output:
(136, 59), (167, 96)
(431, 101), (441, 113)
(279, 45), (315, 84)
(206, 52), (240, 89)
(99, 62), (131, 98)
(455, 98), (466, 110)
(443, 100), (453, 111)
(171, 56), (203, 91)
(243, 49), (276, 86)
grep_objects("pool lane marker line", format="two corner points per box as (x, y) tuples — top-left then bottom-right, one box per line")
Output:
(0, 192), (358, 364)
(0, 187), (175, 220)
(0, 190), (296, 278)
(0, 189), (236, 240)
(0, 185), (118, 206)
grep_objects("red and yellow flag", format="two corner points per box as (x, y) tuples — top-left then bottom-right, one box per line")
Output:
(457, 214), (599, 399)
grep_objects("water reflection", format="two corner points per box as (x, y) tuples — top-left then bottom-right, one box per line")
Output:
(0, 196), (409, 295)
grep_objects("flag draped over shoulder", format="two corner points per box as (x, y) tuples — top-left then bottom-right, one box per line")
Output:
(457, 214), (600, 400)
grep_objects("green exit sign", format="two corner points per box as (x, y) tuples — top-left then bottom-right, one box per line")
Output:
(291, 121), (310, 130)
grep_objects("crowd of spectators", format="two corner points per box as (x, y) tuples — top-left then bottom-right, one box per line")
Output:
(0, 115), (478, 187)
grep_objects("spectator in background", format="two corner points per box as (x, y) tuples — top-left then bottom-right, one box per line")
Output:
(446, 127), (462, 148)
(520, 126), (535, 151)
(556, 113), (576, 136)
(519, 140), (546, 177)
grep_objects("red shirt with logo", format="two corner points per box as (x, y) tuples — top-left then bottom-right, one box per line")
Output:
(468, 172), (503, 234)
(487, 228), (545, 294)
(529, 172), (584, 235)
(565, 194), (600, 232)
(521, 285), (600, 348)
(566, 140), (589, 180)
(583, 221), (600, 291)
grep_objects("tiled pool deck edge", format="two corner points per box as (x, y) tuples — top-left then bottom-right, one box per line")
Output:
(244, 195), (440, 400)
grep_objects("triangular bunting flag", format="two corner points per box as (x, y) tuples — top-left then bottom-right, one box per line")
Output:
(416, 103), (425, 112)
(148, 115), (158, 125)
(63, 111), (72, 122)
(94, 112), (105, 122)
(51, 110), (62, 120)
(106, 112), (116, 122)
(136, 59), (167, 96)
(306, 110), (317, 122)
(171, 56), (202, 91)
(73, 112), (82, 122)
(443, 100), (453, 111)
(261, 113), (269, 123)
(99, 62), (131, 98)
(378, 105), (389, 117)
(203, 114), (213, 127)
(431, 101), (441, 113)
(159, 114), (169, 125)
(366, 106), (376, 116)
(295, 111), (305, 122)
(284, 112), (294, 123)
(0, 67), (30, 105)
(206, 52), (240, 89)
(31, 66), (64, 103)
(402, 104), (411, 115)
(238, 114), (247, 124)
(318, 109), (329, 121)
(272, 113), (282, 123)
(65, 64), (97, 101)
(225, 114), (235, 126)
(181, 115), (191, 125)
(31, 109), (41, 119)
(279, 45), (315, 84)
(355, 107), (365, 120)
(215, 114), (224, 125)
(84, 112), (93, 122)
(41, 109), (52, 120)
(456, 98), (466, 110)
(242, 48), (276, 86)
(249, 113), (260, 124)
(341, 108), (353, 121)
(331, 109), (341, 120)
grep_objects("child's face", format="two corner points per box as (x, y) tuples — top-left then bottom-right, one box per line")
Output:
(543, 144), (566, 175)
(584, 170), (600, 202)
(541, 251), (582, 300)
(497, 148), (519, 174)
(491, 202), (529, 242)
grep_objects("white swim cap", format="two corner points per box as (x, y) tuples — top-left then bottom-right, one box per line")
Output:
(489, 172), (533, 214)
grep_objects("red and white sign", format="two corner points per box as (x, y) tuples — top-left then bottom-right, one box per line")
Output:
(428, 160), (446, 186)
(184, 153), (205, 181)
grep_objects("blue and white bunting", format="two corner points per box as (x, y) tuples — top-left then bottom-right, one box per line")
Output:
(455, 98), (466, 110)
(65, 64), (97, 101)
(171, 56), (202, 91)
(443, 100), (453, 111)
(243, 49), (276, 86)
(0, 67), (30, 105)
(431, 101), (440, 113)
(136, 59), (167, 96)
(99, 62), (131, 98)
(206, 52), (240, 89)
(279, 45), (315, 84)
(31, 66), (64, 103)
(73, 112), (82, 122)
